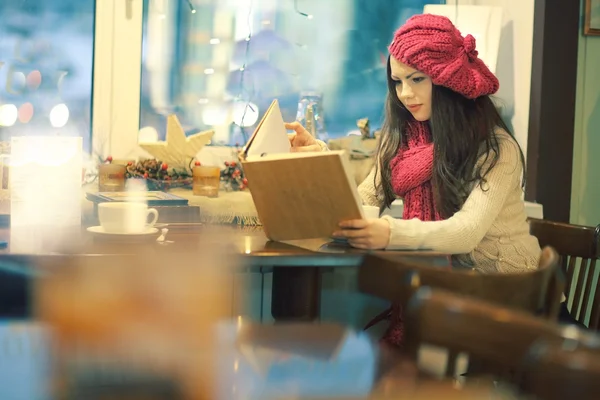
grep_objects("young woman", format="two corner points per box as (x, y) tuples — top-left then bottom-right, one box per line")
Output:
(286, 14), (546, 345)
(289, 14), (540, 271)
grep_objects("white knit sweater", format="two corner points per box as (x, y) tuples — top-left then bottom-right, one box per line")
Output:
(354, 130), (541, 273)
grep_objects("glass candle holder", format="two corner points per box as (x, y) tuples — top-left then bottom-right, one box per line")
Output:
(193, 166), (220, 198)
(98, 163), (126, 192)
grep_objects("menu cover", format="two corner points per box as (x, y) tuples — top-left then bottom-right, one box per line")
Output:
(241, 150), (364, 241)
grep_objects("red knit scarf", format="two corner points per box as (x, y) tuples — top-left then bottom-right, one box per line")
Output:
(390, 121), (442, 222)
(370, 121), (443, 348)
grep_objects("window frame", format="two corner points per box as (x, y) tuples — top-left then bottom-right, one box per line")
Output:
(92, 0), (144, 160)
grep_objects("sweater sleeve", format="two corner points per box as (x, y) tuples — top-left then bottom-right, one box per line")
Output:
(357, 167), (384, 207)
(316, 139), (329, 151)
(381, 134), (522, 253)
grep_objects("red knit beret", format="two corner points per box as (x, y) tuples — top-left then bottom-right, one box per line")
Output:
(388, 14), (499, 99)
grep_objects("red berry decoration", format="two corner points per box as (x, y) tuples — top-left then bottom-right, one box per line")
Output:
(195, 161), (201, 166)
(106, 156), (113, 163)
(220, 159), (247, 192)
(123, 159), (195, 191)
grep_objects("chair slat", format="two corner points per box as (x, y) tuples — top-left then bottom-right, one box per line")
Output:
(528, 218), (600, 332)
(572, 259), (590, 321)
(580, 260), (597, 326)
(565, 256), (577, 299)
(589, 278), (600, 331)
(559, 255), (568, 275)
(445, 352), (458, 378)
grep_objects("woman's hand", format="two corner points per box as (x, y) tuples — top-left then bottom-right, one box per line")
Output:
(333, 218), (391, 250)
(285, 122), (322, 152)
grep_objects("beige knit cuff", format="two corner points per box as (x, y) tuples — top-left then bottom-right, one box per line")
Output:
(316, 139), (329, 152)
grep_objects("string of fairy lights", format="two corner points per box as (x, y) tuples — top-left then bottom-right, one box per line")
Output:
(236, 0), (313, 142)
(294, 0), (313, 19)
(185, 0), (196, 14)
(182, 0), (313, 143)
(175, 0), (452, 144)
(238, 0), (313, 142)
(236, 0), (255, 142)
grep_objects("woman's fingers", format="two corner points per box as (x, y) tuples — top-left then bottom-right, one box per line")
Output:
(339, 219), (369, 229)
(333, 228), (369, 239)
(348, 239), (371, 249)
(284, 122), (308, 136)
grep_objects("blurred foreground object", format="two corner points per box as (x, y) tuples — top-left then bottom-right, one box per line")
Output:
(216, 322), (378, 399)
(33, 246), (238, 400)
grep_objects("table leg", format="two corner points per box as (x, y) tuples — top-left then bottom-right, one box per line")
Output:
(271, 267), (321, 322)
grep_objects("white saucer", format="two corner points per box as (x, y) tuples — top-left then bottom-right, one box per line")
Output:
(87, 226), (159, 236)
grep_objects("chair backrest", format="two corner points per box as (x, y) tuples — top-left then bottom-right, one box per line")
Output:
(404, 287), (596, 371)
(404, 287), (600, 388)
(528, 218), (600, 329)
(358, 246), (564, 319)
(521, 338), (600, 400)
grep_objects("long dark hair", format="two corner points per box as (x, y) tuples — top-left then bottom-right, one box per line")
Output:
(375, 57), (525, 219)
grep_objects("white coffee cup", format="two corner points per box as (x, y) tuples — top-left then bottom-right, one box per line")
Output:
(98, 202), (159, 234)
(362, 205), (380, 219)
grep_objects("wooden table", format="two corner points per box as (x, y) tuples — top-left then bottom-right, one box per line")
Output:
(0, 224), (449, 321)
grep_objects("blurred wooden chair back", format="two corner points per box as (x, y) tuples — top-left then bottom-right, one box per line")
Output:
(358, 247), (564, 377)
(521, 335), (600, 400)
(358, 246), (564, 319)
(528, 218), (600, 329)
(403, 287), (598, 384)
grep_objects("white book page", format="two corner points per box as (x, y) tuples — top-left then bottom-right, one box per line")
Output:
(246, 100), (291, 158)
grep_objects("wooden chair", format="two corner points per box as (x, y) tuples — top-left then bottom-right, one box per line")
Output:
(528, 218), (600, 329)
(521, 337), (600, 400)
(358, 246), (564, 319)
(357, 247), (565, 377)
(403, 286), (599, 384)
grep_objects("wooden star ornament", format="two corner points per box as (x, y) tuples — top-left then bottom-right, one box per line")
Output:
(139, 114), (214, 171)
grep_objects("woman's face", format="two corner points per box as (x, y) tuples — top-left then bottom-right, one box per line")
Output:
(390, 56), (432, 121)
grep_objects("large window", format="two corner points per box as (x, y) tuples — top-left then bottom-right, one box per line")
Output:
(1, 1), (447, 159)
(0, 0), (96, 151)
(137, 0), (444, 146)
